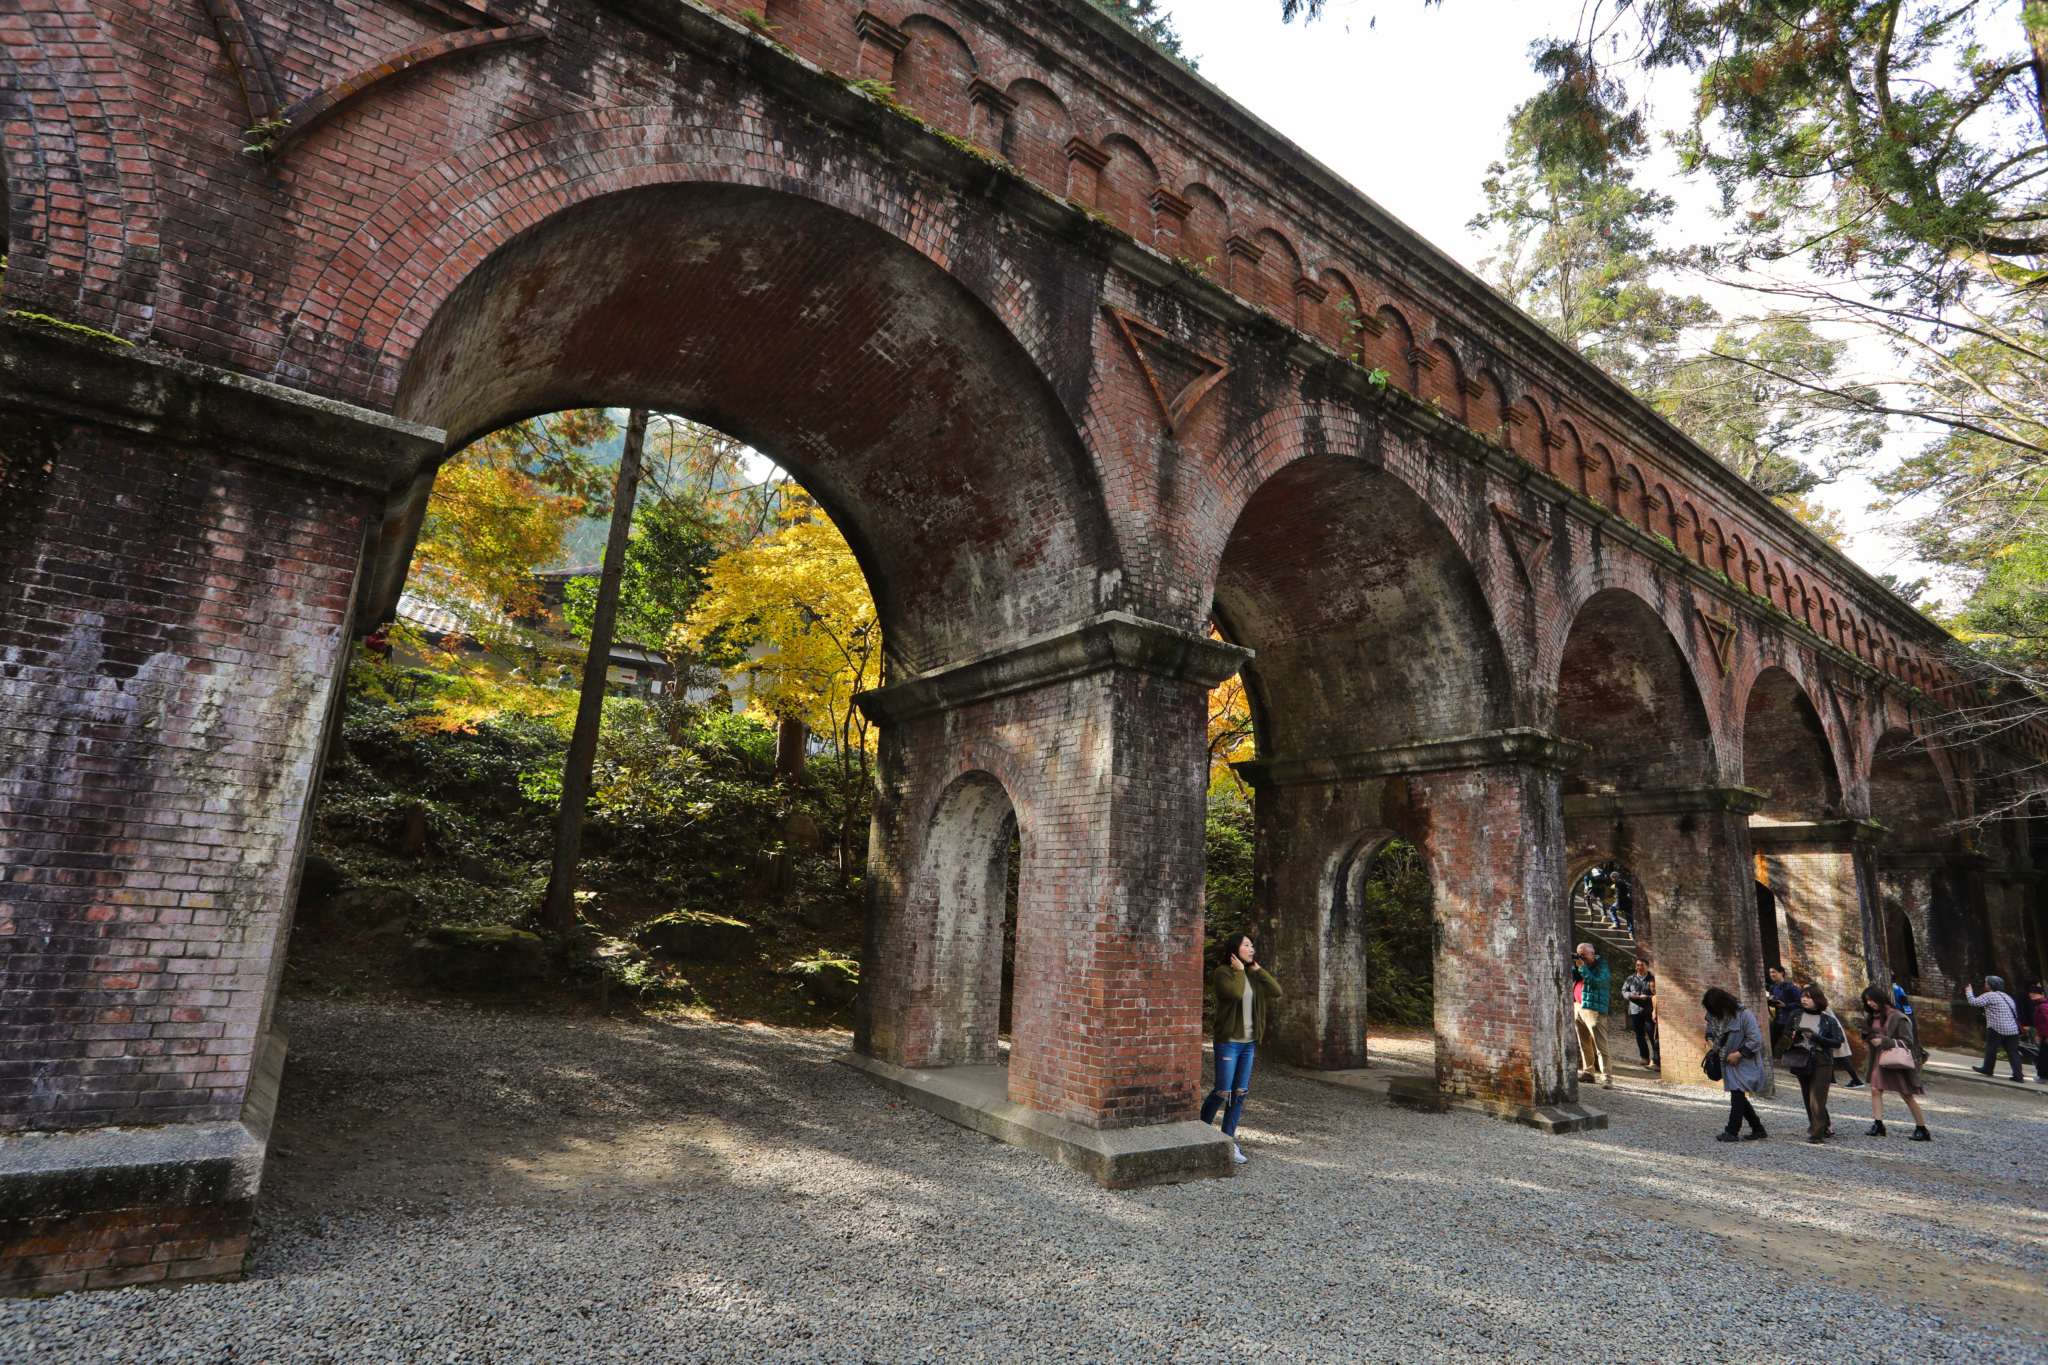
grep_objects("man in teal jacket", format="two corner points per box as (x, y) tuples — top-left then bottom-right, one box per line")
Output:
(1573, 943), (1613, 1089)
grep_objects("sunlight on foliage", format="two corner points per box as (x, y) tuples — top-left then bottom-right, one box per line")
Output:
(677, 488), (881, 763)
(413, 410), (614, 641)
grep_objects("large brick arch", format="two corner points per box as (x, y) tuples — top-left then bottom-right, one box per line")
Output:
(1553, 587), (1719, 792)
(0, 0), (159, 339)
(1740, 665), (1845, 820)
(274, 105), (1083, 411)
(1867, 726), (1961, 845)
(1212, 451), (1511, 758)
(395, 180), (1115, 676)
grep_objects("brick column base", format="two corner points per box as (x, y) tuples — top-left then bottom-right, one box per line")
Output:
(1239, 729), (1588, 1114)
(855, 613), (1250, 1135)
(0, 1026), (286, 1296)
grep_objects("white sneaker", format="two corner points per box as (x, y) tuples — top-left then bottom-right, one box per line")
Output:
(1230, 1143), (1247, 1164)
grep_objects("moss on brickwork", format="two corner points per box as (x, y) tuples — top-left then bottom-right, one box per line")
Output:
(5, 310), (131, 347)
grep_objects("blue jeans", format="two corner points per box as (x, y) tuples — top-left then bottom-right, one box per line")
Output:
(1201, 1040), (1256, 1137)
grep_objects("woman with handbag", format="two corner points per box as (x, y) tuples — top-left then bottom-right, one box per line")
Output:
(1703, 987), (1768, 1143)
(1859, 984), (1931, 1141)
(1787, 984), (1845, 1144)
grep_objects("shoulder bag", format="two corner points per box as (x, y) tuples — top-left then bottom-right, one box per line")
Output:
(1701, 1030), (1725, 1081)
(1783, 1039), (1814, 1075)
(1876, 1024), (1918, 1071)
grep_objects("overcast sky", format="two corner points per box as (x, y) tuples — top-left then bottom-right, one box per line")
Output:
(1159, 0), (1930, 589)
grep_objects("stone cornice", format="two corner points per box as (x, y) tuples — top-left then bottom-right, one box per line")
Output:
(1747, 819), (1890, 847)
(854, 612), (1250, 724)
(0, 316), (444, 492)
(1233, 728), (1587, 789)
(1562, 786), (1769, 819)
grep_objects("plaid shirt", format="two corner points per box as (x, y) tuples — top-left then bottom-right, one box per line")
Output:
(1967, 987), (2019, 1035)
(1574, 956), (1611, 1013)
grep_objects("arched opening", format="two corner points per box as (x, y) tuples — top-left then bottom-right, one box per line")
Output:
(1314, 831), (1435, 1044)
(1742, 667), (1865, 991)
(330, 181), (1113, 1099)
(1888, 906), (1923, 990)
(1869, 729), (1974, 999)
(1571, 862), (1639, 942)
(293, 405), (895, 1022)
(1556, 591), (1715, 798)
(1555, 589), (1748, 1084)
(393, 181), (1109, 677)
(1754, 880), (1782, 970)
(1213, 452), (1508, 1072)
(1567, 860), (1651, 1073)
(918, 772), (1021, 1066)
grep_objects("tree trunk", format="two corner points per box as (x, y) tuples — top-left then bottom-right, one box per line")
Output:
(775, 713), (807, 786)
(540, 409), (648, 934)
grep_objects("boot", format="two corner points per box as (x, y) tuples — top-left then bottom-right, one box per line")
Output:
(1741, 1126), (1767, 1141)
(1865, 1120), (1886, 1137)
(1714, 1130), (1741, 1143)
(1909, 1125), (1931, 1142)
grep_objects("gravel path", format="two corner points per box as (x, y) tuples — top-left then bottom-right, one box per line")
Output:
(5, 999), (2044, 1364)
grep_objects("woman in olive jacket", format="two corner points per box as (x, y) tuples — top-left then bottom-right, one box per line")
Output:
(1859, 984), (1931, 1141)
(1204, 934), (1283, 1165)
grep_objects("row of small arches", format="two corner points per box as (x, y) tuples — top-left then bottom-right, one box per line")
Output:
(813, 4), (1969, 715)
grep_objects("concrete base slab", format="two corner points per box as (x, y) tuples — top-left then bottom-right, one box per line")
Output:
(1284, 1063), (1610, 1134)
(840, 1053), (1234, 1188)
(1922, 1049), (2048, 1099)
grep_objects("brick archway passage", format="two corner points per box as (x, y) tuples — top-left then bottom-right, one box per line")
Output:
(3, 0), (2043, 1291)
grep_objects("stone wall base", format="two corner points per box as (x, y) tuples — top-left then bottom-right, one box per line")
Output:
(841, 1052), (1233, 1188)
(0, 1026), (286, 1297)
(1286, 1065), (1610, 1134)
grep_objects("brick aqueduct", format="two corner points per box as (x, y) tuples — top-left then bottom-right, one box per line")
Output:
(1, 0), (2044, 1292)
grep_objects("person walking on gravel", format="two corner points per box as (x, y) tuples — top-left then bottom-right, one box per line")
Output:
(1787, 984), (1845, 1144)
(1825, 993), (1863, 1090)
(1766, 966), (1801, 1058)
(1572, 943), (1613, 1089)
(1704, 987), (1767, 1143)
(1860, 984), (1931, 1141)
(1623, 959), (1659, 1069)
(1965, 976), (2025, 1081)
(2026, 983), (2048, 1084)
(1205, 934), (1282, 1166)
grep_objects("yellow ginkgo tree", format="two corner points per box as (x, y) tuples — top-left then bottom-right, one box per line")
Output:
(675, 488), (882, 845)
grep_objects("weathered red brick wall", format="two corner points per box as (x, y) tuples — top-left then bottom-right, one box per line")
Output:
(0, 404), (365, 1132)
(0, 0), (2035, 1215)
(858, 625), (1226, 1129)
(0, 0), (2001, 720)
